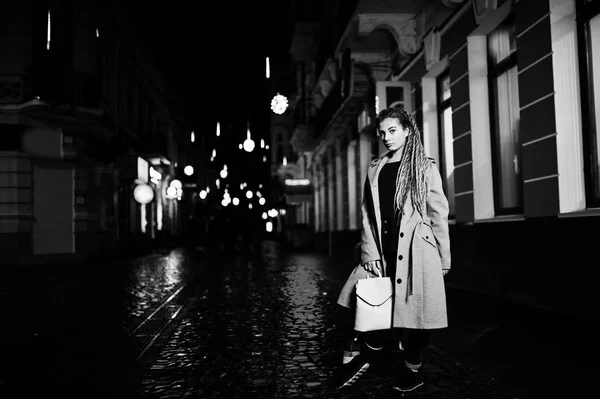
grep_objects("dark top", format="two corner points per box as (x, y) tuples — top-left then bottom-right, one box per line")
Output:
(378, 161), (401, 261)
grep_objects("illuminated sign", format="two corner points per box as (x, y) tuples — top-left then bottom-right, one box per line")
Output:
(285, 179), (310, 186)
(137, 157), (149, 183)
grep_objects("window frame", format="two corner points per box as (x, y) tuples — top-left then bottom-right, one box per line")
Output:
(487, 15), (523, 216)
(576, 0), (600, 208)
(435, 69), (455, 219)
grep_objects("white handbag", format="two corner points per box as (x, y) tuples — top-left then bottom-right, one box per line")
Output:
(354, 271), (393, 332)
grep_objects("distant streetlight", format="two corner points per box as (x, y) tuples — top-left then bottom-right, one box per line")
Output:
(133, 183), (154, 204)
(243, 124), (255, 153)
(266, 57), (270, 79)
(166, 186), (177, 199)
(270, 93), (288, 114)
(184, 165), (194, 176)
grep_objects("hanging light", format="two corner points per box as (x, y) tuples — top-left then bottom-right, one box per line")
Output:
(266, 56), (270, 79)
(216, 121), (220, 137)
(270, 93), (288, 114)
(133, 183), (154, 204)
(243, 123), (255, 153)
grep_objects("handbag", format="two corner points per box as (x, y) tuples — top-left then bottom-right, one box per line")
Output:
(354, 270), (393, 332)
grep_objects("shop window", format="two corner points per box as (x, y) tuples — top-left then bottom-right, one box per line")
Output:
(488, 17), (522, 214)
(577, 0), (600, 207)
(436, 70), (455, 218)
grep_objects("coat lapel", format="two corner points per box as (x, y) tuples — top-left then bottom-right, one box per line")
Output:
(368, 154), (389, 258)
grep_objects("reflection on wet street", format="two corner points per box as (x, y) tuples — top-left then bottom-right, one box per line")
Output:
(130, 244), (346, 399)
(124, 249), (196, 331)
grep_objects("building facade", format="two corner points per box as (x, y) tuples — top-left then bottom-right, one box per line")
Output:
(0, 0), (201, 263)
(279, 0), (600, 318)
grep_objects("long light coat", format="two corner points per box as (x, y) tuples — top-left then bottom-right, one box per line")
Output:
(337, 153), (451, 329)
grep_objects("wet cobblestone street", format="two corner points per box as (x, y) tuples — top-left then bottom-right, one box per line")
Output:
(1, 241), (598, 398)
(127, 244), (515, 399)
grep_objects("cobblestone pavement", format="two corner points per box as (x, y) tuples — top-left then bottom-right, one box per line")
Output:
(127, 242), (600, 399)
(1, 242), (598, 398)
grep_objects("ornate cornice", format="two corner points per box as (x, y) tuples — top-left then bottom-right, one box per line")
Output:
(357, 13), (417, 57)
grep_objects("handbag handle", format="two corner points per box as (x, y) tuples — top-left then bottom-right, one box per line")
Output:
(365, 266), (382, 278)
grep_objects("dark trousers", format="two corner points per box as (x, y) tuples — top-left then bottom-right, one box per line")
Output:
(339, 307), (431, 367)
(361, 329), (430, 366)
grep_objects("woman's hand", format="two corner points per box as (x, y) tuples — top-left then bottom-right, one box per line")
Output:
(362, 260), (382, 277)
(443, 269), (449, 276)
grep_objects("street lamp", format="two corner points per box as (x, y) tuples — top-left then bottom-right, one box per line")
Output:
(133, 183), (154, 204)
(243, 124), (255, 153)
(270, 93), (288, 115)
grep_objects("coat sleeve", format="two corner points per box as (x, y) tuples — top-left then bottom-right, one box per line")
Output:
(426, 163), (451, 270)
(360, 178), (381, 265)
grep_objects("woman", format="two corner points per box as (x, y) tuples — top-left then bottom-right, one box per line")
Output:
(332, 107), (451, 392)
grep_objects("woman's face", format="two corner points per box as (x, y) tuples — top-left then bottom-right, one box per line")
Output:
(377, 117), (409, 153)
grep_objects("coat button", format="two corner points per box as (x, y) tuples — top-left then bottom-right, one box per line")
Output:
(400, 232), (404, 238)
(398, 255), (403, 261)
(396, 278), (402, 284)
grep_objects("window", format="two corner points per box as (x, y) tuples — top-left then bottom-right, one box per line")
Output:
(577, 0), (600, 207)
(436, 70), (455, 217)
(488, 18), (522, 214)
(413, 82), (424, 143)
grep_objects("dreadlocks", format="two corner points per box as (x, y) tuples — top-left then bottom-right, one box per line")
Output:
(375, 107), (432, 222)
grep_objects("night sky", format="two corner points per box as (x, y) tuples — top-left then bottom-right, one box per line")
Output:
(123, 0), (296, 175)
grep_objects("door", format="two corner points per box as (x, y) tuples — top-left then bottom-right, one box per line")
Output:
(33, 166), (74, 254)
